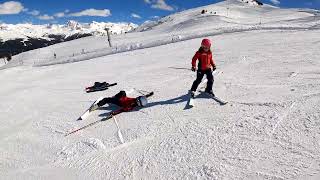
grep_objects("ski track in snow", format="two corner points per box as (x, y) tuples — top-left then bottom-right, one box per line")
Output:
(1, 1), (320, 179)
(0, 29), (320, 179)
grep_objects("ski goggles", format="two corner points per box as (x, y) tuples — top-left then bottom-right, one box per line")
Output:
(201, 45), (210, 50)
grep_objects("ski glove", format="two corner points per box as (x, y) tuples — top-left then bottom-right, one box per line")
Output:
(191, 67), (196, 72)
(212, 65), (216, 71)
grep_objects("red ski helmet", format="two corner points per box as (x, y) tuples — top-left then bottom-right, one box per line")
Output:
(201, 39), (211, 48)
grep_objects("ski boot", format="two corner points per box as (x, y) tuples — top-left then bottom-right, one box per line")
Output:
(205, 90), (215, 97)
(190, 90), (195, 98)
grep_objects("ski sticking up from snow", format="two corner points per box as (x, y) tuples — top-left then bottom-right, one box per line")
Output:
(112, 116), (125, 144)
(77, 96), (104, 120)
(199, 91), (228, 105)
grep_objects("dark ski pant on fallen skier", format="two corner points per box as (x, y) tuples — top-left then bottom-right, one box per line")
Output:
(97, 91), (126, 107)
(98, 97), (119, 107)
(191, 69), (214, 92)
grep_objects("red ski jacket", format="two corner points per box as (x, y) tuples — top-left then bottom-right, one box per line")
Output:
(191, 50), (215, 71)
(117, 96), (137, 112)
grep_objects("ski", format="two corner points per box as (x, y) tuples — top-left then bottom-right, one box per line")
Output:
(77, 96), (104, 120)
(211, 96), (228, 105)
(199, 91), (228, 105)
(145, 91), (154, 98)
(85, 83), (117, 93)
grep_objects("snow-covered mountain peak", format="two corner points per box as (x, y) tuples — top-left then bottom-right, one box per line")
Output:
(235, 0), (264, 6)
(66, 20), (82, 30)
(0, 21), (138, 41)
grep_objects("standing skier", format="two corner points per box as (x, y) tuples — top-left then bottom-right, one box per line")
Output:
(92, 90), (153, 115)
(190, 38), (216, 97)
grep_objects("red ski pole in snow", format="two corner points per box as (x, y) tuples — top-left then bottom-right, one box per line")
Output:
(65, 119), (103, 136)
(66, 110), (123, 136)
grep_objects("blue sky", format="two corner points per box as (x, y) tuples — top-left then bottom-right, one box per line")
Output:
(0, 0), (319, 25)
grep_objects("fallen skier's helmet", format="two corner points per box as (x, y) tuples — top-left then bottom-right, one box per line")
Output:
(136, 96), (148, 107)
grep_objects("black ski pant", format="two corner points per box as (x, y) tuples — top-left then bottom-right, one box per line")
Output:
(97, 97), (119, 107)
(191, 69), (214, 92)
(97, 91), (126, 107)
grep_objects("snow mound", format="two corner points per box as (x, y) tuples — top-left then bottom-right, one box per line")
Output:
(57, 138), (106, 161)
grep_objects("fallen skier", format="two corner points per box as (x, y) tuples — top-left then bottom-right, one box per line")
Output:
(92, 90), (154, 115)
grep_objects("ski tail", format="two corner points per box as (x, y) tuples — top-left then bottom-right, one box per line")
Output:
(199, 91), (228, 105)
(107, 83), (117, 87)
(145, 92), (154, 98)
(212, 96), (228, 105)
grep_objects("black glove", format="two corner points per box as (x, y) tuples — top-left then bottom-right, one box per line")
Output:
(191, 67), (196, 72)
(212, 65), (216, 71)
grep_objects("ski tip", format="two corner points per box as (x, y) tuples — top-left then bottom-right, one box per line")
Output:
(77, 117), (83, 121)
(220, 102), (228, 105)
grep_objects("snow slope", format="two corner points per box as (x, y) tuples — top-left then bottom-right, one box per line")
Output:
(3, 0), (319, 69)
(1, 0), (320, 179)
(1, 29), (320, 180)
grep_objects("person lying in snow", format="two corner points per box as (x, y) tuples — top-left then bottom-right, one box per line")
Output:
(92, 90), (153, 115)
(190, 38), (216, 97)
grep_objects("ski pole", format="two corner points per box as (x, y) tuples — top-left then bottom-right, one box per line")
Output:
(134, 89), (154, 98)
(65, 120), (101, 136)
(134, 88), (150, 96)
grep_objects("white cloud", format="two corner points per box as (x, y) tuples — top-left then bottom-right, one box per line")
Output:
(151, 15), (159, 19)
(145, 0), (174, 11)
(64, 9), (70, 13)
(38, 14), (54, 20)
(270, 0), (280, 5)
(131, 13), (141, 19)
(70, 9), (111, 17)
(54, 12), (65, 18)
(27, 10), (40, 16)
(0, 1), (24, 15)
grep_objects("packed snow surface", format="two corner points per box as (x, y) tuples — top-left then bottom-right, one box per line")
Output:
(1, 0), (320, 179)
(1, 28), (320, 180)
